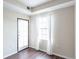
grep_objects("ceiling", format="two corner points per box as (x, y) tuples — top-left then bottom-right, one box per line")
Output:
(4, 0), (74, 15)
(4, 0), (73, 9)
(19, 0), (53, 7)
(4, 0), (54, 8)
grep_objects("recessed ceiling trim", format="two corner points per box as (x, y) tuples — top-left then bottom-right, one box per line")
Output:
(32, 0), (75, 15)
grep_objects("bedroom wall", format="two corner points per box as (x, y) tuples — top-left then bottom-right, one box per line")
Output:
(29, 6), (75, 59)
(51, 6), (75, 59)
(3, 7), (29, 58)
(29, 15), (38, 49)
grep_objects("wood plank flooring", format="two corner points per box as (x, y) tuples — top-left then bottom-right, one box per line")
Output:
(5, 48), (65, 59)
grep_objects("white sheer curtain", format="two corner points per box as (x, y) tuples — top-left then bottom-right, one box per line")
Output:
(35, 14), (53, 54)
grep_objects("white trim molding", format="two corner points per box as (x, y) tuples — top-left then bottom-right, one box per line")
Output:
(53, 52), (74, 59)
(32, 0), (75, 15)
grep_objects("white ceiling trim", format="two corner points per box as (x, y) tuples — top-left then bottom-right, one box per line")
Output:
(32, 0), (75, 15)
(4, 0), (75, 16)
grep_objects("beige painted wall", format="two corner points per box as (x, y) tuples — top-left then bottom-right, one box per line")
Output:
(51, 6), (75, 59)
(30, 6), (75, 59)
(3, 7), (29, 58)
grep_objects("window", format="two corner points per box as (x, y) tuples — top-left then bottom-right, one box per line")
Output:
(38, 15), (50, 40)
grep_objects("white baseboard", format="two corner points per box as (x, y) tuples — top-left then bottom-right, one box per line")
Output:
(3, 51), (17, 59)
(37, 49), (74, 59)
(39, 48), (47, 52)
(53, 52), (73, 59)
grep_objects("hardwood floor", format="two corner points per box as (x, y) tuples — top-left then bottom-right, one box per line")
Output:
(5, 48), (65, 59)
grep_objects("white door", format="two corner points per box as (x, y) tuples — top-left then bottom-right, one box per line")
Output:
(18, 19), (29, 51)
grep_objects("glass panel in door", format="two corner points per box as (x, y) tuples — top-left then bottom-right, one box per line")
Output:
(18, 19), (28, 51)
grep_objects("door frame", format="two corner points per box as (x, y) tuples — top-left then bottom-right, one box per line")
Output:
(17, 18), (29, 52)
